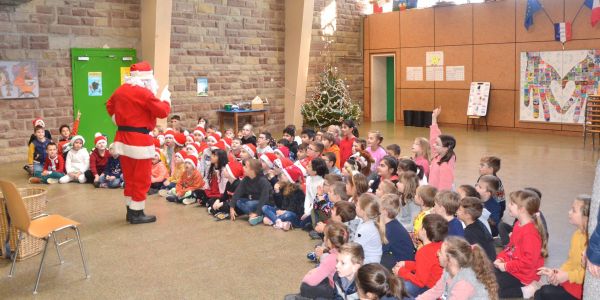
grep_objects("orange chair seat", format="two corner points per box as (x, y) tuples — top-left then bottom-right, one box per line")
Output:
(27, 215), (79, 239)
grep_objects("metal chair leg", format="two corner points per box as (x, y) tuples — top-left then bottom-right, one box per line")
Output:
(74, 227), (90, 278)
(8, 231), (22, 277)
(33, 237), (50, 294)
(51, 232), (64, 264)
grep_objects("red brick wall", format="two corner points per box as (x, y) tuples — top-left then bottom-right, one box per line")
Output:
(0, 0), (141, 163)
(168, 0), (286, 132)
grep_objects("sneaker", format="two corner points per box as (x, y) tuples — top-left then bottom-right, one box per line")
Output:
(147, 188), (158, 195)
(158, 189), (169, 197)
(306, 252), (317, 262)
(166, 195), (178, 203)
(249, 215), (264, 226)
(182, 198), (196, 205)
(94, 182), (101, 188)
(214, 212), (229, 221)
(521, 280), (542, 299)
(309, 230), (323, 240)
(282, 221), (292, 231)
(46, 178), (58, 184)
(207, 207), (213, 214)
(263, 217), (274, 226)
(273, 219), (283, 229)
(28, 177), (41, 184)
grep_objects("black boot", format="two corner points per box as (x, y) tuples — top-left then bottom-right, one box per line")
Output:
(126, 206), (132, 222)
(129, 209), (157, 224)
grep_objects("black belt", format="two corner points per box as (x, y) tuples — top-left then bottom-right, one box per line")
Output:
(118, 126), (150, 134)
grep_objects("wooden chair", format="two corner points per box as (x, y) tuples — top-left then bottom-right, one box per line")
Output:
(466, 115), (488, 131)
(584, 95), (600, 149)
(0, 180), (89, 294)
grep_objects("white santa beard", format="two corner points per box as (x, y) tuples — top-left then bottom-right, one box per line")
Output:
(124, 76), (158, 95)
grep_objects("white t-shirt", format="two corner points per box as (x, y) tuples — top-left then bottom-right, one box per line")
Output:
(354, 219), (382, 264)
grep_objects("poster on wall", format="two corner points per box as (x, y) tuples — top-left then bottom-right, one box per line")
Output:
(120, 67), (130, 84)
(426, 51), (444, 66)
(88, 72), (102, 96)
(519, 50), (600, 124)
(0, 61), (39, 99)
(197, 77), (208, 96)
(467, 82), (491, 117)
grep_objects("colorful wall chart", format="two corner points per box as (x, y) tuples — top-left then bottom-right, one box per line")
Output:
(519, 50), (600, 124)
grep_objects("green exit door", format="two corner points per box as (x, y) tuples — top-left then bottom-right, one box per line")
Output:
(70, 48), (137, 149)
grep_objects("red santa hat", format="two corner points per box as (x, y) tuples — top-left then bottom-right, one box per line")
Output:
(193, 127), (206, 138)
(71, 135), (85, 146)
(222, 137), (232, 148)
(274, 157), (294, 169)
(157, 133), (165, 146)
(175, 149), (187, 161)
(183, 154), (198, 169)
(129, 61), (154, 79)
(207, 133), (220, 144)
(212, 140), (227, 152)
(241, 143), (256, 158)
(186, 143), (202, 157)
(274, 146), (290, 159)
(94, 132), (107, 147)
(282, 164), (303, 183)
(294, 160), (308, 177)
(174, 132), (186, 147)
(224, 160), (244, 179)
(153, 138), (161, 148)
(164, 129), (175, 139)
(260, 153), (278, 169)
(32, 118), (45, 128)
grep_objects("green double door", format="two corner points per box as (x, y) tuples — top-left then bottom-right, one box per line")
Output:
(70, 48), (137, 148)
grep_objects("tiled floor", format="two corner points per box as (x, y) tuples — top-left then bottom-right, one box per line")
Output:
(0, 122), (597, 299)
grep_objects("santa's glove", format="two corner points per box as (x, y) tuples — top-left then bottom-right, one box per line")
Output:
(160, 85), (171, 104)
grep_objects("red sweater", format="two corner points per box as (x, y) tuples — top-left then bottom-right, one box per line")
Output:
(43, 155), (65, 173)
(89, 148), (109, 176)
(496, 220), (544, 284)
(398, 241), (443, 288)
(339, 136), (355, 167)
(204, 172), (221, 198)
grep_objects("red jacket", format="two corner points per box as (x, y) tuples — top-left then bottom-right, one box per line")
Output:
(43, 155), (65, 173)
(398, 241), (443, 288)
(106, 84), (170, 159)
(339, 136), (355, 167)
(496, 220), (544, 284)
(204, 172), (221, 198)
(89, 148), (109, 176)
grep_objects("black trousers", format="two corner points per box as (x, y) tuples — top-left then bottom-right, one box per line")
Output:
(84, 170), (102, 183)
(534, 284), (577, 300)
(299, 278), (334, 299)
(495, 268), (524, 298)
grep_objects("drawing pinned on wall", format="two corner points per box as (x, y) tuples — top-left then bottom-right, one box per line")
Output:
(88, 72), (102, 96)
(426, 66), (443, 81)
(520, 50), (600, 124)
(0, 61), (39, 99)
(446, 66), (465, 81)
(120, 67), (130, 85)
(426, 51), (444, 66)
(197, 77), (208, 97)
(406, 67), (423, 81)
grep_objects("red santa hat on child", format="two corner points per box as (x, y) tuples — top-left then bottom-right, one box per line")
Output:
(32, 118), (45, 128)
(260, 153), (278, 169)
(207, 133), (221, 144)
(241, 143), (256, 158)
(175, 149), (187, 160)
(224, 160), (244, 179)
(294, 160), (308, 177)
(186, 143), (202, 157)
(153, 138), (161, 148)
(164, 129), (175, 139)
(282, 164), (303, 183)
(274, 157), (294, 169)
(211, 140), (228, 152)
(157, 133), (165, 146)
(222, 137), (232, 149)
(173, 132), (186, 147)
(274, 146), (290, 159)
(183, 154), (198, 169)
(129, 61), (154, 79)
(71, 135), (85, 146)
(94, 133), (107, 147)
(193, 127), (206, 139)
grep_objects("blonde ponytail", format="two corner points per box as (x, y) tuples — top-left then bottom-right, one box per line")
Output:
(358, 193), (388, 244)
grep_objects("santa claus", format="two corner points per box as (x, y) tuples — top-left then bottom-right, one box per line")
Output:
(106, 61), (171, 224)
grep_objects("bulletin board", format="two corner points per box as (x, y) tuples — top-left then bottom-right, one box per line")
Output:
(519, 50), (600, 124)
(467, 82), (490, 117)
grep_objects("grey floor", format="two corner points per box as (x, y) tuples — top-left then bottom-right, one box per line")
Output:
(0, 122), (597, 299)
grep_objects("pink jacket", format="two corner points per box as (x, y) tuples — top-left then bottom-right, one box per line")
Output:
(302, 249), (338, 287)
(428, 124), (455, 191)
(417, 277), (475, 300)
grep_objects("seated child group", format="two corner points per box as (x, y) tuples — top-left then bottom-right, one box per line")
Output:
(24, 109), (591, 300)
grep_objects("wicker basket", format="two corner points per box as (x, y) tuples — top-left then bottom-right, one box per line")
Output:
(0, 187), (47, 261)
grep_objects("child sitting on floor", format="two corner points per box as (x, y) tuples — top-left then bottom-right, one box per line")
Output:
(57, 110), (81, 159)
(475, 175), (501, 237)
(457, 196), (496, 262)
(210, 160), (243, 221)
(413, 185), (437, 236)
(159, 150), (186, 196)
(333, 242), (364, 299)
(385, 144), (401, 160)
(59, 135), (89, 184)
(355, 193), (385, 264)
(262, 164), (305, 230)
(98, 143), (122, 189)
(165, 155), (204, 205)
(28, 142), (64, 184)
(433, 190), (464, 237)
(27, 125), (51, 176)
(356, 263), (406, 300)
(380, 193), (415, 270)
(87, 133), (109, 186)
(148, 147), (169, 195)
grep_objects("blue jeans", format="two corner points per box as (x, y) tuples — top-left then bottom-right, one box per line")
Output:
(403, 280), (428, 299)
(261, 205), (301, 227)
(33, 163), (43, 174)
(99, 174), (122, 188)
(236, 198), (259, 215)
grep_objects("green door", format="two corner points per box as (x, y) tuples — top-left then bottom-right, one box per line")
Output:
(70, 48), (137, 148)
(386, 57), (395, 122)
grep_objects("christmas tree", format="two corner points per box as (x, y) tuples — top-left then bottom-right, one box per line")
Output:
(301, 65), (361, 128)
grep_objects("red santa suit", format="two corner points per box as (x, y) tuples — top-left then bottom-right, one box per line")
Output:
(106, 61), (170, 223)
